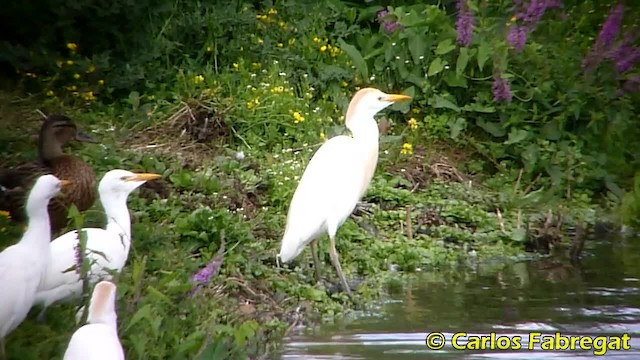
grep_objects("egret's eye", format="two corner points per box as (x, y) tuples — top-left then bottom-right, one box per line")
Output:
(377, 96), (383, 101)
(120, 176), (128, 181)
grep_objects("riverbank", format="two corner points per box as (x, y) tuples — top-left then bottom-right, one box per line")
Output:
(0, 90), (600, 359)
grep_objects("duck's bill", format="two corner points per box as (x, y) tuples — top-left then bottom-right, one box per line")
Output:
(75, 130), (98, 143)
(125, 173), (162, 182)
(384, 94), (412, 102)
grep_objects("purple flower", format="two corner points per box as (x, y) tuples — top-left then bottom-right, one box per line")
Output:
(456, 0), (474, 47)
(189, 238), (225, 297)
(615, 49), (640, 73)
(623, 75), (640, 93)
(492, 74), (512, 103)
(507, 25), (527, 52)
(597, 3), (624, 48)
(376, 9), (404, 34)
(376, 10), (389, 21)
(515, 0), (563, 26)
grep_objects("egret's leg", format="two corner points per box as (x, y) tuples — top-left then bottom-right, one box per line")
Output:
(37, 306), (47, 323)
(310, 239), (322, 283)
(0, 337), (5, 360)
(328, 235), (352, 296)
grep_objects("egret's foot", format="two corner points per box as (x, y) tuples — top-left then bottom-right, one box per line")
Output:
(326, 278), (363, 297)
(36, 307), (48, 324)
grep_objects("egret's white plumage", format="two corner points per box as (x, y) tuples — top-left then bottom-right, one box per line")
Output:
(0, 175), (69, 345)
(277, 88), (411, 295)
(34, 170), (161, 312)
(63, 280), (124, 360)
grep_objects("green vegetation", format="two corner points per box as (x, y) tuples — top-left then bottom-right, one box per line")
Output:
(0, 0), (638, 358)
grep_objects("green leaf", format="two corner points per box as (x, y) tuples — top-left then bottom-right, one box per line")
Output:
(510, 228), (527, 242)
(504, 128), (529, 144)
(443, 72), (468, 88)
(542, 119), (561, 141)
(448, 117), (467, 139)
(408, 32), (427, 64)
(477, 41), (491, 71)
(456, 47), (469, 75)
(427, 57), (446, 76)
(338, 38), (368, 79)
(435, 39), (456, 55)
(461, 102), (496, 113)
(430, 94), (460, 112)
(477, 119), (505, 137)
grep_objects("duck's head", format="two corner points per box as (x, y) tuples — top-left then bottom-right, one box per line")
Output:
(345, 88), (411, 132)
(98, 169), (162, 200)
(38, 114), (96, 161)
(26, 174), (72, 212)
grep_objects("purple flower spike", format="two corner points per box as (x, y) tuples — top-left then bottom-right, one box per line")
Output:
(376, 9), (404, 34)
(492, 75), (513, 103)
(189, 236), (226, 297)
(507, 25), (527, 52)
(615, 49), (640, 73)
(598, 3), (624, 48)
(456, 0), (475, 47)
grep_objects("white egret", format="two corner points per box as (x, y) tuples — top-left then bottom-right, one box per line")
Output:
(34, 169), (161, 314)
(0, 175), (70, 355)
(63, 280), (124, 360)
(277, 87), (411, 295)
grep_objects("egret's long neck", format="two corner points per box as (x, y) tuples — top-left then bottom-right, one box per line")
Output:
(348, 115), (380, 197)
(100, 192), (132, 254)
(23, 199), (52, 251)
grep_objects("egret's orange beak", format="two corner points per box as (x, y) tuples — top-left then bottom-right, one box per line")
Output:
(59, 180), (73, 186)
(125, 173), (162, 182)
(384, 94), (412, 103)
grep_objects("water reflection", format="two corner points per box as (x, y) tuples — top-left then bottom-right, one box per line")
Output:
(281, 235), (640, 359)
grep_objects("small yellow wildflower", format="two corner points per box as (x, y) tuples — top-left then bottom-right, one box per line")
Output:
(256, 14), (268, 20)
(340, 81), (348, 87)
(67, 43), (78, 52)
(71, 91), (79, 97)
(206, 46), (213, 52)
(313, 37), (321, 43)
(288, 38), (296, 45)
(400, 143), (413, 155)
(408, 118), (418, 130)
(320, 132), (327, 141)
(83, 91), (96, 101)
(270, 86), (285, 93)
(246, 98), (260, 110)
(277, 43), (283, 47)
(292, 111), (305, 123)
(267, 8), (277, 15)
(98, 79), (105, 85)
(233, 63), (239, 70)
(67, 85), (77, 91)
(193, 74), (205, 84)
(320, 45), (327, 52)
(66, 60), (74, 65)
(25, 72), (37, 78)
(411, 108), (420, 114)
(147, 95), (156, 100)
(510, 16), (517, 23)
(73, 73), (81, 79)
(257, 38), (264, 44)
(251, 62), (261, 69)
(86, 65), (96, 73)
(46, 90), (54, 97)
(0, 210), (11, 219)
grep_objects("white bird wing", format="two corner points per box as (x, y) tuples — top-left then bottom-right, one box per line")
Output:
(35, 228), (129, 307)
(63, 324), (124, 360)
(0, 244), (42, 337)
(284, 135), (366, 244)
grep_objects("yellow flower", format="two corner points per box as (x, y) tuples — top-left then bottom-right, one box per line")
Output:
(233, 63), (239, 70)
(411, 108), (420, 114)
(320, 132), (327, 141)
(66, 60), (74, 65)
(267, 8), (277, 15)
(0, 210), (11, 219)
(408, 118), (418, 130)
(73, 73), (81, 79)
(46, 90), (54, 97)
(340, 81), (348, 87)
(251, 62), (261, 69)
(292, 111), (305, 123)
(400, 143), (413, 155)
(206, 46), (213, 52)
(246, 98), (260, 110)
(67, 43), (78, 51)
(313, 37), (321, 43)
(67, 85), (77, 91)
(83, 91), (96, 101)
(510, 16), (517, 23)
(257, 38), (264, 44)
(193, 74), (205, 84)
(320, 45), (327, 52)
(288, 38), (296, 45)
(277, 43), (283, 47)
(86, 65), (96, 73)
(270, 86), (285, 93)
(98, 79), (105, 86)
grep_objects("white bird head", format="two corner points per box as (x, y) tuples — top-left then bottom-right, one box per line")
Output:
(26, 174), (71, 212)
(87, 280), (118, 326)
(345, 88), (412, 131)
(98, 169), (162, 199)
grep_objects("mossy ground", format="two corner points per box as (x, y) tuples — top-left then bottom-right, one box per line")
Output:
(0, 91), (594, 359)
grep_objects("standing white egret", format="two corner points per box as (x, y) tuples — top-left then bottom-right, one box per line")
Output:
(63, 280), (124, 360)
(34, 169), (161, 313)
(277, 87), (411, 295)
(0, 175), (70, 355)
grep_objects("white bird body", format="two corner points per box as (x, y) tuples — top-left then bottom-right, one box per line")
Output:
(0, 175), (68, 342)
(34, 170), (161, 310)
(63, 281), (124, 360)
(277, 88), (411, 295)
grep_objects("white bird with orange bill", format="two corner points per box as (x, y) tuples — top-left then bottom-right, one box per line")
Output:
(33, 169), (161, 315)
(63, 280), (124, 360)
(0, 175), (70, 356)
(277, 87), (411, 295)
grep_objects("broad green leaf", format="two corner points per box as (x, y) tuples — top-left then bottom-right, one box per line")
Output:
(504, 128), (529, 144)
(477, 119), (506, 137)
(477, 40), (491, 71)
(408, 32), (427, 64)
(435, 39), (456, 55)
(338, 38), (368, 79)
(462, 102), (496, 113)
(430, 94), (460, 112)
(456, 47), (469, 75)
(542, 119), (561, 140)
(427, 57), (446, 76)
(448, 117), (467, 139)
(443, 72), (468, 88)
(510, 228), (527, 242)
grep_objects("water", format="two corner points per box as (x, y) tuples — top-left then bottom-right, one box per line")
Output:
(280, 234), (640, 359)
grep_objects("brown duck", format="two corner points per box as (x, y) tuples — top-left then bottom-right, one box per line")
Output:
(0, 114), (97, 235)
